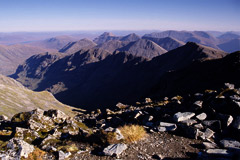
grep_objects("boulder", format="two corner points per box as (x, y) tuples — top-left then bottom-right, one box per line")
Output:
(6, 138), (35, 159)
(173, 112), (195, 122)
(116, 102), (128, 109)
(156, 122), (177, 132)
(202, 120), (221, 132)
(103, 143), (127, 156)
(199, 128), (215, 140)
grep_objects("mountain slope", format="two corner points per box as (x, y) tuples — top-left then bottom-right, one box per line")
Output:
(118, 39), (167, 59)
(0, 44), (50, 75)
(11, 42), (227, 110)
(217, 38), (240, 53)
(0, 74), (76, 118)
(142, 37), (185, 51)
(29, 35), (78, 50)
(217, 32), (240, 43)
(143, 30), (219, 49)
(96, 40), (130, 52)
(59, 38), (97, 54)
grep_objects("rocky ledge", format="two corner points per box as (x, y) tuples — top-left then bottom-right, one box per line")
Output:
(0, 83), (240, 159)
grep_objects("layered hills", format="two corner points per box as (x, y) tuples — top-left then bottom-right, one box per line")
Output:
(59, 38), (97, 54)
(0, 74), (76, 118)
(143, 30), (219, 49)
(29, 35), (78, 50)
(11, 42), (228, 110)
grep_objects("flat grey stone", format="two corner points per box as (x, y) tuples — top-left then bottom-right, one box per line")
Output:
(203, 142), (218, 149)
(157, 122), (177, 132)
(206, 149), (232, 157)
(173, 112), (195, 122)
(180, 119), (197, 126)
(220, 138), (240, 149)
(103, 143), (127, 156)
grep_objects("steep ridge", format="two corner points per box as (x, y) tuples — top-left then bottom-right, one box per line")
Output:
(142, 37), (185, 51)
(29, 35), (78, 50)
(93, 32), (140, 44)
(0, 74), (76, 118)
(93, 32), (118, 44)
(11, 42), (227, 110)
(143, 30), (219, 49)
(59, 38), (97, 54)
(118, 39), (167, 59)
(218, 38), (240, 53)
(119, 33), (141, 42)
(0, 44), (50, 75)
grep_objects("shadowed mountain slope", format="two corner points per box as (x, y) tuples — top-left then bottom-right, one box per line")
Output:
(0, 44), (50, 75)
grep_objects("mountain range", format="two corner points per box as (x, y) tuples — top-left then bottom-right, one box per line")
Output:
(11, 41), (231, 110)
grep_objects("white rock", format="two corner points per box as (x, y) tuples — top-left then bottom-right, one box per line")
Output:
(173, 112), (195, 122)
(196, 113), (207, 121)
(157, 122), (177, 132)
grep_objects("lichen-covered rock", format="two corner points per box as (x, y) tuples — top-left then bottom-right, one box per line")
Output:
(6, 138), (35, 159)
(14, 127), (39, 144)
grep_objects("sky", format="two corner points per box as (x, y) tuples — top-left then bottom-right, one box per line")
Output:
(0, 0), (239, 32)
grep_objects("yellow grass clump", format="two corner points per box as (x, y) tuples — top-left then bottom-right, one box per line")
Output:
(118, 124), (146, 144)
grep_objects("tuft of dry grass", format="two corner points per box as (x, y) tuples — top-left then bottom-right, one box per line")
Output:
(23, 148), (46, 160)
(119, 125), (147, 144)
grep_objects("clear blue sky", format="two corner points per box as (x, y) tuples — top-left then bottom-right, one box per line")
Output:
(0, 0), (239, 32)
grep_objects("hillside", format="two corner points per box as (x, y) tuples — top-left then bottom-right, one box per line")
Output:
(0, 74), (77, 118)
(59, 38), (97, 54)
(0, 44), (50, 75)
(218, 38), (240, 53)
(96, 40), (130, 52)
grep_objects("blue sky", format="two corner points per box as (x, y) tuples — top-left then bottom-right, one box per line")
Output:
(0, 0), (239, 32)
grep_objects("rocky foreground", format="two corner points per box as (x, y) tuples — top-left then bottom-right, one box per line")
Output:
(0, 83), (240, 160)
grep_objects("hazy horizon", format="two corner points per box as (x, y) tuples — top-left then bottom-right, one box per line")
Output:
(0, 0), (239, 32)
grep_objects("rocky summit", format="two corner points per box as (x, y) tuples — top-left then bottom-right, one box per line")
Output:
(0, 83), (239, 159)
